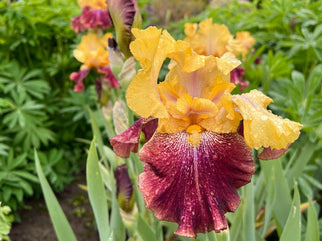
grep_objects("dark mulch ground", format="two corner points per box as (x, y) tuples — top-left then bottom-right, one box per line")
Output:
(9, 174), (99, 241)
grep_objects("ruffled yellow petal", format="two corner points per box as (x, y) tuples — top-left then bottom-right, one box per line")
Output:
(175, 95), (218, 118)
(200, 92), (242, 133)
(154, 40), (241, 134)
(184, 18), (233, 57)
(236, 31), (256, 54)
(165, 47), (239, 99)
(203, 76), (236, 102)
(226, 39), (245, 59)
(184, 23), (198, 37)
(126, 26), (256, 137)
(175, 94), (193, 115)
(216, 52), (241, 75)
(169, 40), (206, 73)
(126, 27), (175, 118)
(227, 32), (255, 60)
(200, 107), (241, 133)
(232, 90), (302, 149)
(157, 117), (189, 133)
(73, 32), (111, 68)
(157, 95), (219, 134)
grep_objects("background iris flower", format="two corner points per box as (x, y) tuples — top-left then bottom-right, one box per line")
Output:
(111, 27), (302, 237)
(70, 32), (119, 92)
(184, 18), (255, 60)
(71, 0), (112, 33)
(184, 18), (256, 91)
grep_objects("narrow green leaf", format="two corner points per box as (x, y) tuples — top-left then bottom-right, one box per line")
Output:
(286, 143), (315, 187)
(228, 201), (243, 241)
(88, 107), (107, 165)
(215, 229), (230, 241)
(34, 150), (77, 241)
(110, 195), (125, 241)
(137, 214), (156, 241)
(87, 139), (110, 241)
(255, 231), (266, 241)
(305, 199), (319, 241)
(262, 159), (292, 235)
(243, 182), (255, 241)
(103, 146), (118, 169)
(280, 185), (301, 241)
(99, 162), (114, 192)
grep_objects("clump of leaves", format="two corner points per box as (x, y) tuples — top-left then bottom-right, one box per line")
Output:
(0, 149), (38, 211)
(0, 0), (80, 94)
(269, 64), (322, 139)
(0, 62), (55, 151)
(0, 203), (13, 241)
(28, 149), (73, 192)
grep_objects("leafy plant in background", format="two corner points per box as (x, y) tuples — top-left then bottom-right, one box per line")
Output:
(0, 203), (13, 241)
(269, 65), (322, 137)
(0, 0), (95, 214)
(0, 0), (80, 93)
(0, 62), (55, 151)
(0, 149), (38, 212)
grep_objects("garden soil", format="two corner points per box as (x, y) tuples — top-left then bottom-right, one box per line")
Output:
(9, 173), (99, 241)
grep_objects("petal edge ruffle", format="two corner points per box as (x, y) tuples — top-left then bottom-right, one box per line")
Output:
(232, 90), (302, 150)
(138, 131), (254, 237)
(126, 27), (175, 118)
(110, 118), (158, 158)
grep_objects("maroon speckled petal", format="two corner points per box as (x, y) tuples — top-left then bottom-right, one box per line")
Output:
(110, 117), (157, 158)
(81, 6), (112, 30)
(141, 118), (158, 141)
(71, 16), (86, 33)
(110, 118), (143, 158)
(139, 131), (254, 237)
(257, 144), (291, 160)
(71, 7), (112, 33)
(98, 65), (121, 88)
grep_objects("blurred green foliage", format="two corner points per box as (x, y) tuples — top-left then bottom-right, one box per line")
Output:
(0, 203), (13, 241)
(0, 0), (96, 215)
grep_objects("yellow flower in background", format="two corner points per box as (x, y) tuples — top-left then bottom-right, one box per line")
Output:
(70, 32), (119, 92)
(78, 0), (107, 9)
(112, 26), (302, 237)
(73, 32), (112, 69)
(184, 18), (255, 59)
(236, 31), (256, 56)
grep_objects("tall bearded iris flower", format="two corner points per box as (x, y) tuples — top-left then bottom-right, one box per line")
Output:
(71, 0), (112, 33)
(70, 32), (119, 92)
(111, 27), (302, 237)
